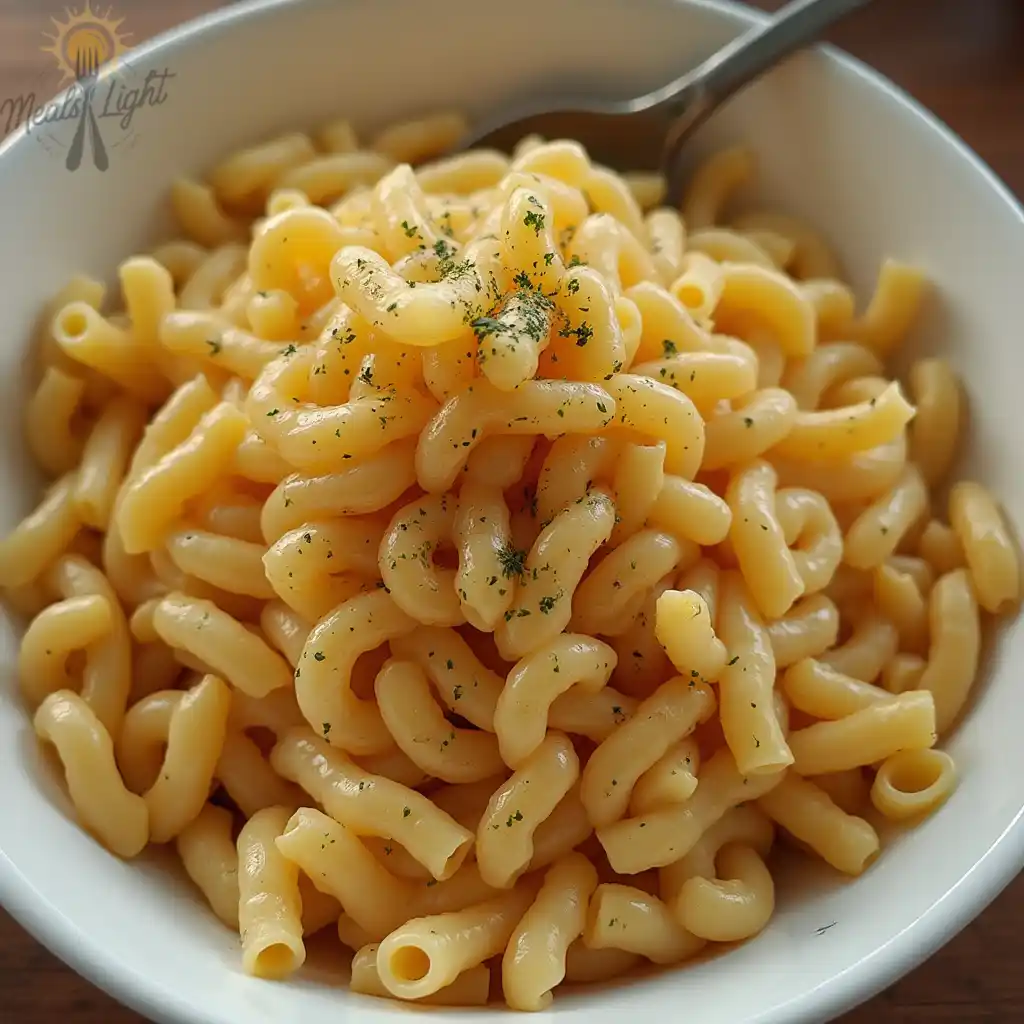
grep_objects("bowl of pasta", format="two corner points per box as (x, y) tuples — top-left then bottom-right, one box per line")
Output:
(0, 0), (1022, 1021)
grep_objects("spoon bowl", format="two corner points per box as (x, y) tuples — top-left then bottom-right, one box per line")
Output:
(460, 0), (874, 200)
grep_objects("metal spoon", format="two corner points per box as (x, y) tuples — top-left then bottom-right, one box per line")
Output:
(460, 0), (873, 204)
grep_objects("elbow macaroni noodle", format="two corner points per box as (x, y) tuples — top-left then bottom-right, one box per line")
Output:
(2, 113), (1019, 1010)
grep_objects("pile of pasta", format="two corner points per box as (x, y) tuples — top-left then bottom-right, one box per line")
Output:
(0, 110), (1019, 1012)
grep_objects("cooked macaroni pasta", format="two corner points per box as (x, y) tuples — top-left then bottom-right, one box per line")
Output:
(2, 115), (1017, 1012)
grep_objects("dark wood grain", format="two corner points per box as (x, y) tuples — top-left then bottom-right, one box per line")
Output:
(2, 0), (1023, 1021)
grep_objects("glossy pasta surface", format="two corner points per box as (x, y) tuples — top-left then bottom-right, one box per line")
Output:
(3, 110), (1019, 1012)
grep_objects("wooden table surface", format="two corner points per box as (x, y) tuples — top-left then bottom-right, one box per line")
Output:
(2, 0), (1024, 1020)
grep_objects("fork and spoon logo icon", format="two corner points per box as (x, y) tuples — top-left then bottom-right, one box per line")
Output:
(66, 45), (108, 171)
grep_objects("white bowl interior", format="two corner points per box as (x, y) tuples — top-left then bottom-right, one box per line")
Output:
(0, 1), (1022, 1022)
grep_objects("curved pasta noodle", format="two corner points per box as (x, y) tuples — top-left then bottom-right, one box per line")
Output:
(495, 634), (616, 768)
(476, 732), (579, 889)
(216, 729), (305, 818)
(332, 245), (486, 347)
(655, 589), (727, 681)
(727, 460), (804, 620)
(757, 773), (879, 876)
(908, 358), (961, 486)
(786, 690), (937, 775)
(629, 736), (701, 814)
(873, 562), (928, 654)
(768, 593), (840, 668)
(495, 488), (615, 661)
(782, 658), (892, 720)
(659, 803), (773, 904)
(596, 747), (786, 876)
(275, 807), (411, 940)
(870, 748), (957, 821)
(380, 493), (464, 626)
(40, 555), (133, 737)
(604, 374), (705, 479)
(34, 690), (148, 858)
(295, 588), (416, 755)
(731, 211), (840, 280)
(682, 147), (754, 231)
(581, 677), (715, 828)
(271, 728), (473, 881)
(782, 342), (883, 411)
(571, 530), (685, 637)
(631, 348), (758, 407)
(702, 387), (798, 471)
(773, 381), (915, 461)
(0, 472), (81, 589)
(918, 569), (981, 735)
(626, 280), (712, 359)
(351, 944), (490, 1006)
(948, 481), (1020, 614)
(263, 518), (383, 621)
(647, 476), (732, 546)
(774, 487), (842, 594)
(19, 594), (113, 709)
(237, 805), (306, 979)
(584, 884), (704, 965)
(389, 625), (504, 732)
(261, 439), (417, 542)
(375, 659), (504, 782)
(125, 674), (231, 843)
(415, 378), (615, 493)
(674, 843), (775, 942)
(716, 571), (794, 775)
(820, 611), (899, 684)
(375, 881), (539, 1001)
(843, 465), (929, 570)
(176, 804), (239, 928)
(165, 528), (275, 600)
(152, 591), (292, 699)
(713, 263), (816, 358)
(502, 852), (597, 1011)
(608, 441), (666, 545)
(850, 259), (928, 356)
(645, 207), (685, 284)
(566, 213), (657, 293)
(117, 402), (248, 554)
(452, 480), (516, 630)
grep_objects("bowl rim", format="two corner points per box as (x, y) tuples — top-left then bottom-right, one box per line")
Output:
(1, 1), (1023, 1022)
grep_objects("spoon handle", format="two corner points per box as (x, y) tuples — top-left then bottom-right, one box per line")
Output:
(659, 0), (873, 168)
(690, 0), (870, 100)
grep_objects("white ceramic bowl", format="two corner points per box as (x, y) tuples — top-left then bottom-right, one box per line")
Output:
(1, 1), (1022, 1021)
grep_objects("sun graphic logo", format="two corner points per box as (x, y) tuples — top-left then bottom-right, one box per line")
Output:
(0, 2), (174, 169)
(42, 2), (132, 85)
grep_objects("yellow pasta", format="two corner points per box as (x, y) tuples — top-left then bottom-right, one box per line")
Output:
(3, 120), (1018, 1012)
(758, 773), (879, 876)
(237, 805), (306, 979)
(787, 690), (937, 775)
(34, 690), (149, 858)
(580, 677), (715, 827)
(948, 481), (1020, 614)
(476, 732), (579, 889)
(583, 883), (705, 965)
(494, 633), (616, 768)
(376, 659), (504, 782)
(351, 943), (490, 1006)
(716, 571), (794, 775)
(271, 728), (474, 881)
(176, 803), (239, 928)
(870, 748), (958, 821)
(503, 852), (597, 1011)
